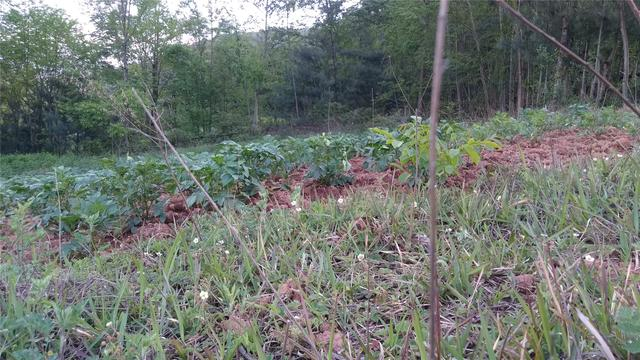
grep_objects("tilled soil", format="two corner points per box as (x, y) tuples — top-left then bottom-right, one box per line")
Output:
(1, 127), (636, 250)
(446, 127), (635, 187)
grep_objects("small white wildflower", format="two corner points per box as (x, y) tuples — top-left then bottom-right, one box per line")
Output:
(337, 197), (344, 204)
(592, 157), (598, 161)
(520, 234), (525, 239)
(296, 207), (302, 212)
(413, 201), (418, 208)
(604, 157), (610, 161)
(617, 153), (623, 158)
(573, 232), (580, 238)
(217, 240), (224, 245)
(445, 228), (452, 233)
(541, 233), (548, 238)
(224, 250), (230, 255)
(583, 254), (595, 265)
(357, 253), (365, 261)
(106, 321), (112, 328)
(193, 237), (199, 244)
(497, 195), (502, 201)
(473, 189), (478, 194)
(290, 200), (297, 206)
(582, 169), (587, 173)
(199, 290), (209, 301)
(156, 252), (162, 257)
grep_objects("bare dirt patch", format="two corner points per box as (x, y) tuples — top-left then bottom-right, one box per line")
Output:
(447, 127), (635, 187)
(253, 156), (400, 211)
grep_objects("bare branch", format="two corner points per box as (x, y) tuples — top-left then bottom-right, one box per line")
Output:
(131, 89), (322, 358)
(428, 0), (449, 359)
(625, 0), (640, 26)
(495, 0), (640, 118)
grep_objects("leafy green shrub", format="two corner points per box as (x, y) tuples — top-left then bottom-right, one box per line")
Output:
(370, 122), (499, 184)
(304, 134), (355, 186)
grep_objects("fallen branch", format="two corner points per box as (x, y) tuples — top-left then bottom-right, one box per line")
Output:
(625, 0), (640, 26)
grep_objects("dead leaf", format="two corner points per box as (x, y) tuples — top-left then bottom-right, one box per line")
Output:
(278, 279), (304, 302)
(315, 327), (346, 354)
(514, 274), (537, 294)
(221, 315), (250, 335)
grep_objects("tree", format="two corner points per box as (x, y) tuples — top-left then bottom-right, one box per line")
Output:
(0, 5), (96, 153)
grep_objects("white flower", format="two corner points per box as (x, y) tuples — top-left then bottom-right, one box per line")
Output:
(445, 228), (452, 233)
(296, 207), (302, 212)
(541, 233), (548, 238)
(604, 157), (610, 161)
(156, 252), (162, 257)
(193, 237), (199, 244)
(106, 321), (112, 328)
(337, 198), (344, 204)
(224, 250), (230, 255)
(573, 232), (580, 238)
(592, 157), (598, 161)
(199, 290), (209, 301)
(218, 240), (224, 245)
(497, 195), (502, 201)
(582, 169), (587, 173)
(617, 153), (623, 158)
(583, 254), (595, 264)
(413, 201), (418, 208)
(357, 253), (365, 261)
(290, 200), (297, 206)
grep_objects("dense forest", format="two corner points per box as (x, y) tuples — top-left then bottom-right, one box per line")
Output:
(1, 0), (639, 154)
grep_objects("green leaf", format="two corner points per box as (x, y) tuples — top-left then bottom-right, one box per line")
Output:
(398, 172), (411, 183)
(616, 307), (640, 353)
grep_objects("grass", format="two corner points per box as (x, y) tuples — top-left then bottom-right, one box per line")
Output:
(1, 146), (639, 358)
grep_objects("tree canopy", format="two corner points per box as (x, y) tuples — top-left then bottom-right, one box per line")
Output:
(1, 0), (639, 154)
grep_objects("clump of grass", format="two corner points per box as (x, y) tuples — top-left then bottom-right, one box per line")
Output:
(1, 150), (639, 358)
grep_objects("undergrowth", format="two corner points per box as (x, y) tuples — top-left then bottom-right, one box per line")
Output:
(1, 148), (639, 358)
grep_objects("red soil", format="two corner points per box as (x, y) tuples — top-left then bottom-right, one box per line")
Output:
(1, 127), (636, 251)
(447, 127), (635, 187)
(252, 156), (401, 211)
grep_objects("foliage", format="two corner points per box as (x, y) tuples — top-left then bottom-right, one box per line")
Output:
(2, 147), (640, 358)
(3, 0), (639, 155)
(370, 122), (499, 184)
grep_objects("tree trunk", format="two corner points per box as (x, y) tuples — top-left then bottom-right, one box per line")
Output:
(620, 7), (630, 101)
(536, 68), (543, 106)
(516, 23), (523, 115)
(508, 38), (514, 114)
(416, 64), (426, 117)
(634, 59), (639, 102)
(120, 0), (130, 81)
(292, 73), (300, 123)
(466, 0), (491, 114)
(590, 9), (604, 100)
(580, 43), (588, 100)
(597, 48), (615, 105)
(252, 90), (259, 132)
(553, 15), (568, 105)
